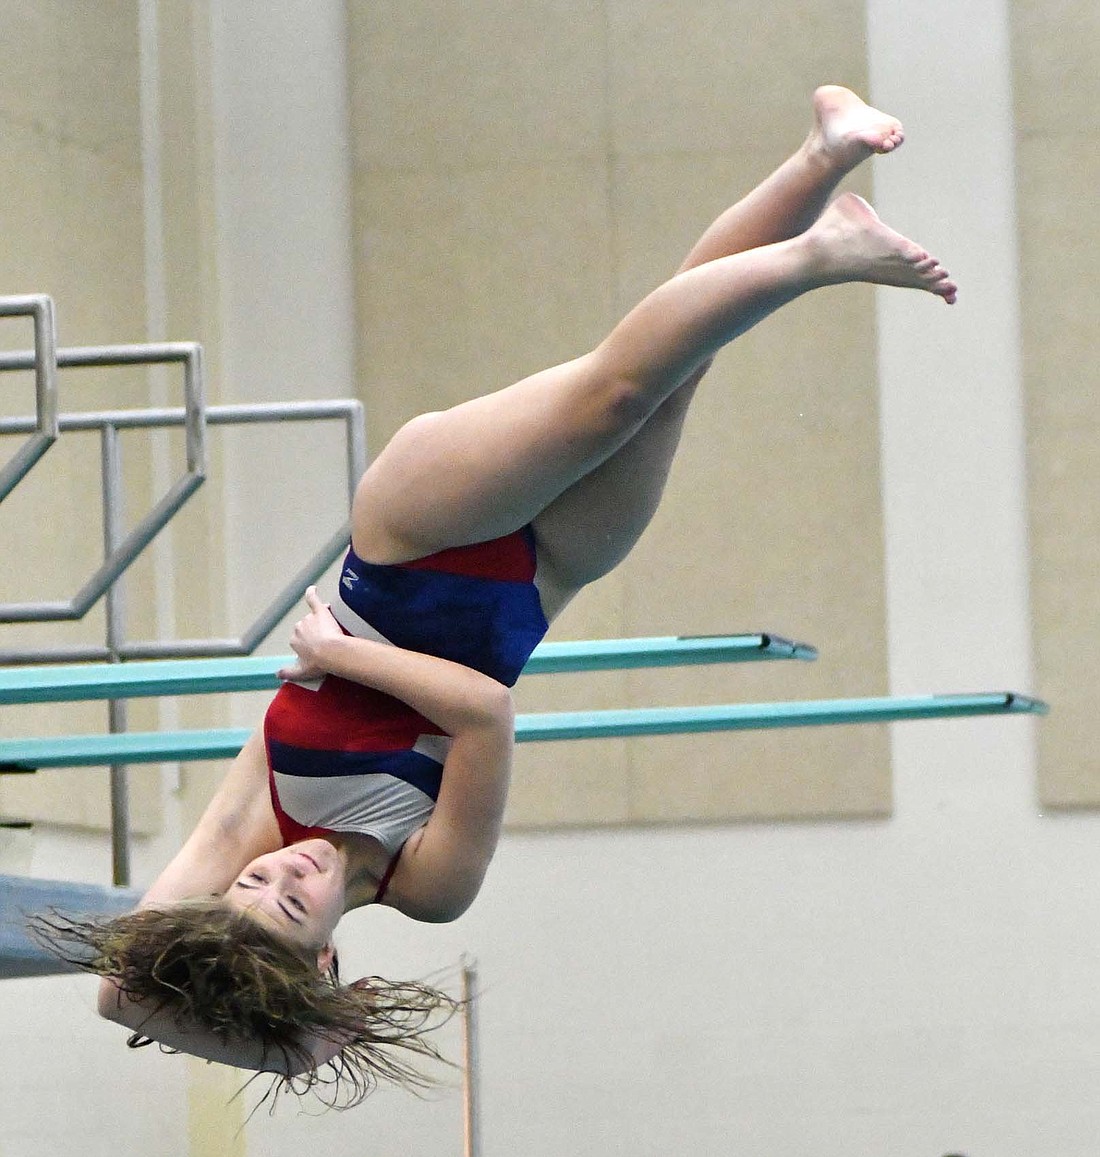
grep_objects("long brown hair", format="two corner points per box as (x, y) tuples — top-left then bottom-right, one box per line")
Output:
(28, 901), (460, 1110)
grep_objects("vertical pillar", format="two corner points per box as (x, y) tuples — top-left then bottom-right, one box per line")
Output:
(867, 0), (1035, 818)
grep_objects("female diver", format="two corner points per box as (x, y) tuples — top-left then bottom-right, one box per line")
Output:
(33, 85), (956, 1106)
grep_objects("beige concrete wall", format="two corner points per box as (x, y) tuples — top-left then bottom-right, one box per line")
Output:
(348, 0), (892, 828)
(1013, 0), (1100, 808)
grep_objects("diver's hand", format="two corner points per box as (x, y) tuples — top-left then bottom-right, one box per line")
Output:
(277, 586), (344, 682)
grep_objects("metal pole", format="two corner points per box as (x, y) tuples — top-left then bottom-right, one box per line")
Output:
(0, 295), (58, 502)
(101, 423), (131, 887)
(460, 956), (481, 1157)
(345, 399), (367, 504)
(0, 397), (364, 435)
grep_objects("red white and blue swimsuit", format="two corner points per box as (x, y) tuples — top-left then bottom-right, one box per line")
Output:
(263, 528), (548, 882)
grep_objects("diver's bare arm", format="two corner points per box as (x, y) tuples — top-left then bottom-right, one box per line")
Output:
(288, 630), (516, 920)
(139, 730), (280, 907)
(279, 587), (515, 738)
(279, 587), (516, 921)
(391, 710), (514, 921)
(97, 978), (344, 1075)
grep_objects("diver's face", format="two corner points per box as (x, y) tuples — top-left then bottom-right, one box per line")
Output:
(224, 839), (346, 965)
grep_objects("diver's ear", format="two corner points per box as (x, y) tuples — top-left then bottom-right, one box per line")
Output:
(317, 940), (337, 974)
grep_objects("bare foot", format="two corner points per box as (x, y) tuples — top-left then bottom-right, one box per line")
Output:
(809, 85), (905, 171)
(807, 192), (958, 304)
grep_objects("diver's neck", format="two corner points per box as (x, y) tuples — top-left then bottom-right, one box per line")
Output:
(321, 831), (394, 911)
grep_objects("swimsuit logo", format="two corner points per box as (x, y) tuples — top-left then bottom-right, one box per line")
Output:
(342, 568), (358, 591)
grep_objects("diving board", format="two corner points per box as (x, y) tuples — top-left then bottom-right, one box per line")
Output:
(513, 692), (1048, 739)
(0, 633), (816, 705)
(0, 693), (1047, 771)
(0, 874), (141, 979)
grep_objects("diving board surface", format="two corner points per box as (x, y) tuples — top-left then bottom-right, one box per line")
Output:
(0, 693), (1048, 770)
(0, 874), (141, 979)
(0, 633), (817, 705)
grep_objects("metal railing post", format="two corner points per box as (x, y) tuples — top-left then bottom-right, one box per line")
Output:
(461, 956), (482, 1157)
(101, 422), (131, 886)
(0, 323), (366, 884)
(0, 294), (58, 502)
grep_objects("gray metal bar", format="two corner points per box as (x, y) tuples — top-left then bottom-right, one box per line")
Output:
(238, 523), (354, 653)
(0, 645), (112, 666)
(0, 339), (208, 624)
(0, 294), (59, 502)
(345, 401), (367, 504)
(0, 472), (204, 623)
(0, 322), (368, 890)
(73, 474), (204, 614)
(182, 342), (205, 476)
(107, 712), (132, 887)
(0, 342), (206, 475)
(113, 638), (268, 661)
(0, 340), (198, 371)
(124, 520), (351, 658)
(0, 294), (57, 320)
(460, 956), (481, 1157)
(0, 397), (364, 435)
(1, 399), (363, 650)
(101, 423), (131, 888)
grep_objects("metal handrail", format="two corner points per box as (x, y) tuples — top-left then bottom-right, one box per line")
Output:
(0, 394), (365, 883)
(0, 341), (207, 622)
(0, 398), (365, 653)
(0, 306), (368, 883)
(0, 295), (59, 502)
(460, 956), (481, 1157)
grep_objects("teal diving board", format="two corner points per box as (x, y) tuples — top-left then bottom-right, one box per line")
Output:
(0, 874), (142, 979)
(512, 692), (1047, 740)
(0, 633), (816, 706)
(0, 693), (1047, 771)
(528, 633), (817, 671)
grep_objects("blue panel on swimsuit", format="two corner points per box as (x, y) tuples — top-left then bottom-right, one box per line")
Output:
(268, 738), (444, 801)
(338, 550), (549, 686)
